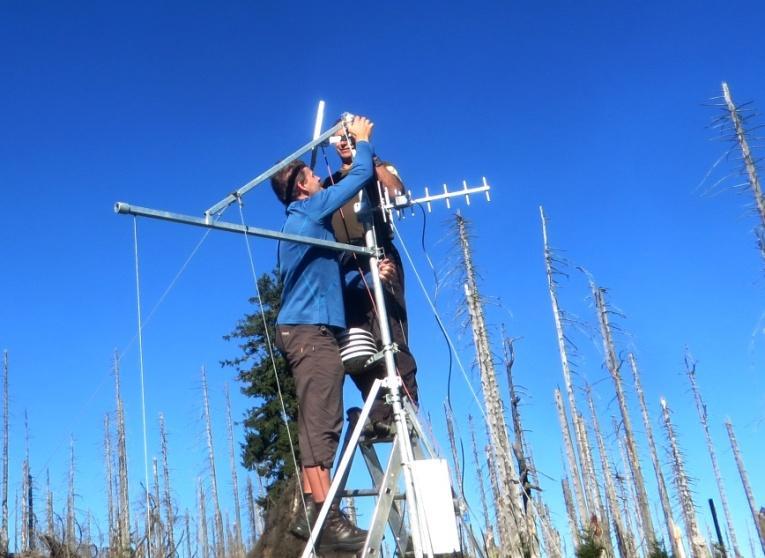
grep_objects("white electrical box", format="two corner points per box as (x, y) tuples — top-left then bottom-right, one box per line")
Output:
(410, 458), (461, 554)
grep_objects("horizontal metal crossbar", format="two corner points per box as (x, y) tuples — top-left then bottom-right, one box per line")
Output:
(341, 488), (405, 499)
(114, 202), (374, 257)
(204, 117), (351, 219)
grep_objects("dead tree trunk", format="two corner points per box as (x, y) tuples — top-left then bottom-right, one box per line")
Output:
(540, 207), (589, 530)
(159, 413), (176, 557)
(12, 488), (17, 556)
(561, 477), (579, 548)
(66, 437), (75, 548)
(725, 418), (765, 555)
(185, 510), (193, 558)
(615, 471), (638, 558)
(201, 367), (225, 558)
(588, 276), (656, 548)
(456, 213), (526, 556)
(721, 81), (765, 259)
(574, 408), (612, 556)
(684, 354), (741, 557)
(503, 336), (542, 556)
(538, 500), (563, 558)
(46, 469), (53, 537)
(468, 415), (496, 554)
(114, 351), (131, 552)
(614, 422), (642, 556)
(198, 478), (209, 558)
(485, 440), (506, 554)
(444, 402), (464, 499)
(246, 476), (258, 550)
(628, 353), (680, 557)
(2, 350), (9, 556)
(585, 388), (634, 558)
(105, 414), (116, 553)
(151, 457), (163, 558)
(21, 456), (28, 552)
(503, 337), (530, 510)
(21, 411), (33, 552)
(224, 385), (244, 558)
(554, 388), (585, 543)
(661, 398), (708, 558)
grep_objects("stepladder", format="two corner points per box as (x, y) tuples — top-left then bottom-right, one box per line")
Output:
(300, 377), (485, 558)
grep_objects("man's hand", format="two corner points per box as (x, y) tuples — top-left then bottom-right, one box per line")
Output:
(378, 257), (398, 287)
(375, 162), (405, 197)
(348, 116), (374, 143)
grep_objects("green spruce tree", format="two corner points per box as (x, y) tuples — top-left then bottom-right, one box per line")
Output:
(575, 529), (605, 558)
(222, 271), (298, 498)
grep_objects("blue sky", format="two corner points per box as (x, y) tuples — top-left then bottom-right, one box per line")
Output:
(2, 1), (764, 554)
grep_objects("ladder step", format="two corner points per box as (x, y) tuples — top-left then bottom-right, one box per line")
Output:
(341, 488), (405, 499)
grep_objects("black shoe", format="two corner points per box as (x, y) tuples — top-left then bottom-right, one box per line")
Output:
(289, 494), (317, 540)
(359, 416), (396, 443)
(317, 501), (367, 552)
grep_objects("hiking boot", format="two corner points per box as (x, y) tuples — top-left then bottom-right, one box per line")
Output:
(289, 494), (317, 540)
(371, 419), (395, 440)
(318, 501), (367, 551)
(358, 415), (396, 443)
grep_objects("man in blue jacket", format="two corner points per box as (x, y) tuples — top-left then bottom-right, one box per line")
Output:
(271, 115), (374, 552)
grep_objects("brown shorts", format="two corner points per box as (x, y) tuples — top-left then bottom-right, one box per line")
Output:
(275, 324), (344, 469)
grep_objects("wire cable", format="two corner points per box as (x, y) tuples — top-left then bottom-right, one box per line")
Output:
(389, 216), (488, 424)
(235, 200), (318, 551)
(121, 228), (212, 358)
(34, 227), (213, 480)
(132, 217), (153, 558)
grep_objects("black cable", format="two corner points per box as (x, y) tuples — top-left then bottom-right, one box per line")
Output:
(413, 202), (455, 406)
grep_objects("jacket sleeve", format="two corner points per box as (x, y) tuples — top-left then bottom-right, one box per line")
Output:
(306, 142), (374, 221)
(344, 267), (374, 292)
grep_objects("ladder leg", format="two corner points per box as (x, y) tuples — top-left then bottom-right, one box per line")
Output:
(361, 436), (404, 556)
(359, 442), (408, 555)
(300, 380), (383, 558)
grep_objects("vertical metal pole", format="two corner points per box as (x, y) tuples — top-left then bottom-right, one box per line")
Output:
(310, 100), (325, 170)
(709, 499), (727, 557)
(358, 193), (429, 557)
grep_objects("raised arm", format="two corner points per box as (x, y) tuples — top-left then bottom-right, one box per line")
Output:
(310, 116), (375, 219)
(374, 160), (405, 197)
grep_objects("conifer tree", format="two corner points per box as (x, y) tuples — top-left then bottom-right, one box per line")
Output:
(222, 271), (298, 497)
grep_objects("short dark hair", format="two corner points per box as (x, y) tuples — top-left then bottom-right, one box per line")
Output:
(271, 160), (308, 206)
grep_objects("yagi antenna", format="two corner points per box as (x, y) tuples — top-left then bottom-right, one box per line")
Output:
(384, 176), (491, 220)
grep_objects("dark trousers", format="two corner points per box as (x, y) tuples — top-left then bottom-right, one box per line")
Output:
(275, 324), (344, 469)
(342, 244), (419, 424)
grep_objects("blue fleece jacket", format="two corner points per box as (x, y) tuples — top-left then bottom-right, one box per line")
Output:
(276, 141), (374, 328)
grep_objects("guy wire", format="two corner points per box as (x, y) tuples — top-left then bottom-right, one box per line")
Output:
(121, 228), (212, 358)
(34, 227), (212, 481)
(132, 217), (153, 558)
(235, 200), (318, 550)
